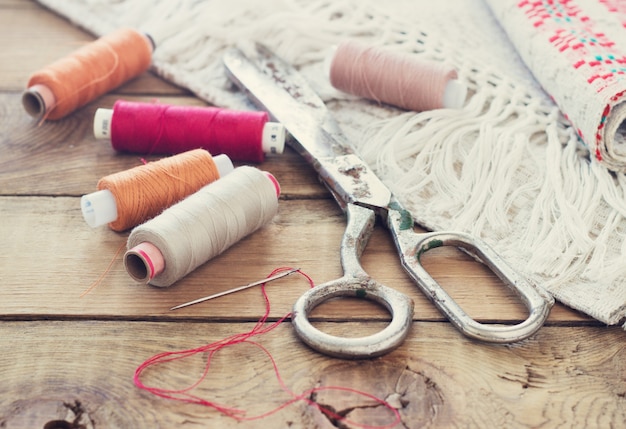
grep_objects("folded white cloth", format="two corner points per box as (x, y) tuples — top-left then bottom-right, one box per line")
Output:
(486, 0), (626, 172)
(37, 0), (626, 327)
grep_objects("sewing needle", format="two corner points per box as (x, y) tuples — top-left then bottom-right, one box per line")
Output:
(170, 268), (300, 311)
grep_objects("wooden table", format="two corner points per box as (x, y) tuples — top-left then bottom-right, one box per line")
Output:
(1, 1), (625, 428)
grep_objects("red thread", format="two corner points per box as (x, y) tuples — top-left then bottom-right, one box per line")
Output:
(109, 100), (269, 163)
(134, 267), (402, 428)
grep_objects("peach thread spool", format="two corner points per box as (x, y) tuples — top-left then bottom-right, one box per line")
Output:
(328, 39), (467, 111)
(81, 149), (233, 232)
(22, 28), (153, 121)
(124, 166), (281, 287)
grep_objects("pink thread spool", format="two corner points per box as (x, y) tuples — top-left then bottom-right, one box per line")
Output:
(94, 100), (286, 163)
(328, 40), (467, 111)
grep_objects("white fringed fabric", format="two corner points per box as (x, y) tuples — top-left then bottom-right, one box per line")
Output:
(36, 0), (626, 326)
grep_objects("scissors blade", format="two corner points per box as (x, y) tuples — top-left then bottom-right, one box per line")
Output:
(246, 43), (328, 112)
(224, 43), (392, 210)
(223, 44), (349, 160)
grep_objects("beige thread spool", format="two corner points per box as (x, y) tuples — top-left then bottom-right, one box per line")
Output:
(124, 166), (281, 287)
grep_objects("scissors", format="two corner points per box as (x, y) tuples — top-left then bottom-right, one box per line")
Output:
(223, 43), (554, 359)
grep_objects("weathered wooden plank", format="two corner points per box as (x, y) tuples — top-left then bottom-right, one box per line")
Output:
(1, 3), (622, 429)
(0, 0), (39, 9)
(0, 2), (321, 198)
(0, 92), (326, 198)
(0, 195), (587, 323)
(0, 2), (183, 94)
(1, 320), (624, 428)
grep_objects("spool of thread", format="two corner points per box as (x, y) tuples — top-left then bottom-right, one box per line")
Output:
(22, 28), (153, 120)
(328, 40), (467, 111)
(81, 149), (233, 232)
(93, 100), (286, 163)
(124, 166), (280, 287)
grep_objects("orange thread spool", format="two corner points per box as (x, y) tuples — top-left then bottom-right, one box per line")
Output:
(87, 149), (227, 232)
(23, 28), (153, 120)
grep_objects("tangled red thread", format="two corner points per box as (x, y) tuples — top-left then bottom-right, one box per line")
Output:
(133, 267), (401, 428)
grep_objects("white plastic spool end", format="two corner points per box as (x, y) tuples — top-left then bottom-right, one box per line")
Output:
(442, 79), (468, 109)
(212, 154), (234, 177)
(261, 122), (286, 154)
(81, 189), (118, 228)
(93, 108), (114, 139)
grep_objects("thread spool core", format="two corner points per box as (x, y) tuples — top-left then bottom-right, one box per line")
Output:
(124, 242), (165, 283)
(143, 33), (156, 52)
(22, 84), (56, 119)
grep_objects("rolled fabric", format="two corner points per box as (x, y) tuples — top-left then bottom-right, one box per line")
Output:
(485, 0), (626, 172)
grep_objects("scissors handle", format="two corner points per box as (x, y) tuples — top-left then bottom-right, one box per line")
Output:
(387, 207), (554, 343)
(292, 204), (414, 359)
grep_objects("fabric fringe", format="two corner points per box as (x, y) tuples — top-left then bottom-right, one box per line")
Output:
(36, 0), (626, 326)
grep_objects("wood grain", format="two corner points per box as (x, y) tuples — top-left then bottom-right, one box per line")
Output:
(0, 2), (184, 94)
(1, 1), (624, 428)
(1, 321), (624, 429)
(0, 91), (325, 198)
(0, 195), (587, 323)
